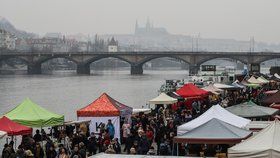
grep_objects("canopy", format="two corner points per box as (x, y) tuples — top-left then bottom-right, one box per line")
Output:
(228, 119), (280, 158)
(177, 104), (250, 135)
(5, 98), (64, 127)
(226, 101), (279, 118)
(247, 76), (262, 84)
(213, 83), (239, 90)
(269, 75), (280, 82)
(257, 76), (270, 84)
(176, 83), (208, 98)
(77, 93), (132, 117)
(174, 118), (252, 144)
(149, 93), (177, 104)
(263, 90), (280, 105)
(0, 131), (7, 139)
(167, 92), (185, 101)
(202, 84), (224, 95)
(232, 80), (245, 89)
(264, 90), (278, 95)
(241, 80), (261, 88)
(0, 116), (32, 136)
(274, 73), (280, 79)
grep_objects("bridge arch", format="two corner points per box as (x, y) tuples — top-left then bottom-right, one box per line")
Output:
(36, 55), (79, 65)
(0, 56), (30, 65)
(84, 55), (133, 66)
(196, 56), (248, 66)
(137, 55), (191, 66)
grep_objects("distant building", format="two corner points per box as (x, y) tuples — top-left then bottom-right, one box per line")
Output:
(135, 19), (169, 36)
(0, 29), (16, 50)
(108, 37), (118, 52)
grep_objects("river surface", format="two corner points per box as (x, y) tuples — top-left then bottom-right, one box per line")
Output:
(0, 69), (189, 121)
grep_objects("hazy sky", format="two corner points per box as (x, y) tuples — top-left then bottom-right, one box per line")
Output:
(0, 0), (280, 43)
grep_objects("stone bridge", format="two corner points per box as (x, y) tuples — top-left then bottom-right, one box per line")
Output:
(0, 50), (279, 75)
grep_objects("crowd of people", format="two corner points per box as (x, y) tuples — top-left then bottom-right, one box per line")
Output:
(2, 78), (279, 157)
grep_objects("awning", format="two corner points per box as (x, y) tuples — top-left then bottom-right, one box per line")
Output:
(228, 119), (280, 158)
(202, 84), (224, 95)
(176, 83), (208, 98)
(257, 76), (269, 84)
(226, 101), (279, 118)
(247, 76), (262, 84)
(149, 93), (177, 104)
(174, 118), (252, 144)
(5, 98), (64, 127)
(213, 83), (239, 90)
(263, 90), (280, 105)
(77, 93), (132, 117)
(0, 116), (32, 136)
(177, 104), (251, 135)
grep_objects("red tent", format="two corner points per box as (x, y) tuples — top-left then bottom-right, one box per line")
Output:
(176, 83), (208, 98)
(77, 93), (132, 117)
(0, 116), (32, 136)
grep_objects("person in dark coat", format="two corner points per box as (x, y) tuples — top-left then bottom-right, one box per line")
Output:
(46, 145), (57, 158)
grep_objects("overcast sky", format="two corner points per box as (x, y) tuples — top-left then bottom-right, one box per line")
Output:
(0, 0), (279, 43)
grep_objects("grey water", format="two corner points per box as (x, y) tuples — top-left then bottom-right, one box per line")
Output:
(0, 69), (189, 121)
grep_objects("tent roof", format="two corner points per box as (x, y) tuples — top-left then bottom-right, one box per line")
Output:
(213, 83), (238, 90)
(226, 101), (279, 118)
(257, 76), (269, 83)
(263, 90), (280, 105)
(228, 119), (280, 157)
(149, 93), (177, 104)
(247, 76), (262, 84)
(174, 118), (252, 144)
(264, 90), (278, 95)
(177, 104), (251, 135)
(77, 93), (132, 117)
(0, 130), (7, 139)
(5, 98), (64, 127)
(0, 116), (32, 136)
(176, 83), (208, 98)
(202, 84), (224, 95)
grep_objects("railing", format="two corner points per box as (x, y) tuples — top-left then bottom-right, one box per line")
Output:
(0, 50), (279, 55)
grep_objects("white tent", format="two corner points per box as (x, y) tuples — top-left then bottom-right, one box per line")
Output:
(228, 119), (280, 158)
(247, 76), (262, 84)
(149, 93), (177, 104)
(202, 84), (224, 95)
(274, 73), (280, 79)
(213, 83), (236, 89)
(177, 104), (251, 135)
(0, 130), (7, 139)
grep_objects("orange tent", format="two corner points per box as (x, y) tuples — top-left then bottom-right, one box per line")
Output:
(77, 93), (132, 117)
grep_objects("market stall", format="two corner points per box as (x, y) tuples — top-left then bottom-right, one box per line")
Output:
(5, 98), (64, 127)
(226, 101), (279, 120)
(0, 116), (32, 136)
(177, 104), (250, 135)
(149, 93), (177, 105)
(228, 119), (280, 158)
(77, 93), (132, 140)
(174, 118), (252, 144)
(176, 83), (208, 98)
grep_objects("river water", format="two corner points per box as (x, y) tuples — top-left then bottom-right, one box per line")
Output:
(0, 69), (189, 121)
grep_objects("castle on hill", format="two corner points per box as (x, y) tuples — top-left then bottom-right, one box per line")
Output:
(134, 19), (169, 36)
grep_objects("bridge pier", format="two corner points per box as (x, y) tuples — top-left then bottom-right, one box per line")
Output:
(77, 64), (90, 75)
(27, 64), (42, 74)
(131, 65), (143, 75)
(189, 65), (200, 76)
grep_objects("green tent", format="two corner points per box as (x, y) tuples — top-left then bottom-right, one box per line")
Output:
(226, 101), (279, 118)
(5, 98), (64, 127)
